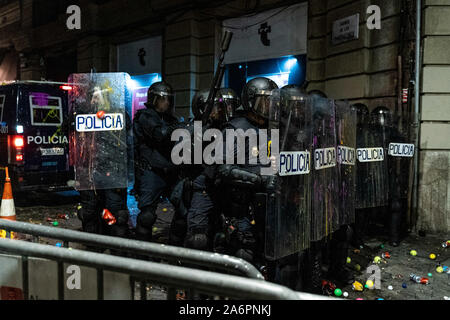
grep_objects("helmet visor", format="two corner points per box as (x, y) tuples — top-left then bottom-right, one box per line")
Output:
(253, 92), (275, 119)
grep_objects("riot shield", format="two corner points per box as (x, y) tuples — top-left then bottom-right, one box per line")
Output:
(387, 112), (415, 200)
(311, 96), (339, 242)
(265, 88), (312, 260)
(335, 100), (356, 226)
(387, 111), (415, 238)
(354, 107), (389, 209)
(69, 73), (132, 191)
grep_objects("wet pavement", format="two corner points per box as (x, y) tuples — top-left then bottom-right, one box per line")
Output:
(10, 191), (450, 300)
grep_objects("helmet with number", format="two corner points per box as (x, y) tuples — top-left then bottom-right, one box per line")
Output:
(370, 106), (393, 127)
(145, 81), (175, 113)
(351, 103), (370, 126)
(241, 77), (279, 119)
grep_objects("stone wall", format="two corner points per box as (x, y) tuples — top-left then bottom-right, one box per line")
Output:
(307, 0), (402, 110)
(417, 0), (450, 233)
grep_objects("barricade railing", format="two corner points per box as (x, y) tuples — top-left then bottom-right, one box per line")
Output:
(0, 238), (335, 300)
(0, 219), (263, 280)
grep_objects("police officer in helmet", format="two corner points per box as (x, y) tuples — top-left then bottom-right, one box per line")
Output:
(212, 77), (279, 266)
(184, 88), (239, 251)
(133, 81), (185, 244)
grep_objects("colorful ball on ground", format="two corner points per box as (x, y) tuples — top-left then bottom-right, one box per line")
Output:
(334, 289), (343, 297)
(429, 253), (436, 260)
(410, 250), (417, 256)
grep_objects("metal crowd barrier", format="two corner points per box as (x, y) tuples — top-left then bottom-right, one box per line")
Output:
(0, 238), (334, 300)
(0, 220), (263, 280)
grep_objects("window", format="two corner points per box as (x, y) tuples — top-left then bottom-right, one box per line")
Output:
(29, 94), (63, 126)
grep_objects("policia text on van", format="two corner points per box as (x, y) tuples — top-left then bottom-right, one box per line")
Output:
(0, 81), (73, 193)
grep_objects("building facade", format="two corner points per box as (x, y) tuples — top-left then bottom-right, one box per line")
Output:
(0, 0), (448, 233)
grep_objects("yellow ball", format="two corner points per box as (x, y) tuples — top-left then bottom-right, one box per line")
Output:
(346, 257), (351, 264)
(365, 280), (374, 289)
(429, 253), (436, 260)
(436, 266), (444, 273)
(162, 208), (168, 212)
(355, 264), (361, 271)
(410, 250), (417, 256)
(374, 256), (381, 263)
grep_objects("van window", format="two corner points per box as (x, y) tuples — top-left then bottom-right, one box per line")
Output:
(0, 95), (5, 122)
(29, 94), (63, 126)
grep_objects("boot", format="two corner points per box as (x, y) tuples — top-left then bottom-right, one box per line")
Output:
(328, 240), (354, 285)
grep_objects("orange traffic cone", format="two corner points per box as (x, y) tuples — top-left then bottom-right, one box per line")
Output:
(0, 167), (16, 239)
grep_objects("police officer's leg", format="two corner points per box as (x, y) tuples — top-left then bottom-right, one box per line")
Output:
(275, 252), (304, 290)
(78, 190), (101, 234)
(103, 188), (129, 238)
(329, 225), (354, 285)
(136, 170), (166, 242)
(305, 240), (324, 294)
(185, 176), (215, 251)
(230, 217), (256, 263)
(168, 176), (189, 247)
(389, 198), (403, 247)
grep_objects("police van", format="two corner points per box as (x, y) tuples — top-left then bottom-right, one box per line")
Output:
(0, 81), (73, 193)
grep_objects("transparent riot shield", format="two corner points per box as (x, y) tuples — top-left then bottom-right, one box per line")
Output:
(68, 73), (132, 191)
(354, 107), (390, 208)
(387, 112), (415, 199)
(265, 88), (312, 260)
(387, 111), (415, 228)
(311, 96), (339, 242)
(335, 100), (356, 226)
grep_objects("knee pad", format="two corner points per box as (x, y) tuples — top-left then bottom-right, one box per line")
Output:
(185, 233), (209, 251)
(137, 206), (157, 229)
(235, 249), (254, 263)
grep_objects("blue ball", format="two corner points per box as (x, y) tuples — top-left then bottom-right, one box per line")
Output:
(56, 242), (62, 247)
(402, 283), (407, 288)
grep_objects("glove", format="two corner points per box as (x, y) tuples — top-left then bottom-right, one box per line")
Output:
(260, 174), (279, 193)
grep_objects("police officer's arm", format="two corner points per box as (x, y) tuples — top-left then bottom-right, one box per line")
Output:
(139, 112), (179, 144)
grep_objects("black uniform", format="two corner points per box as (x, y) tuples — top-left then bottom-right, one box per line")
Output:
(133, 101), (184, 243)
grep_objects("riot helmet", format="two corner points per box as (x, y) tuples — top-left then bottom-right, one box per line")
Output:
(192, 89), (235, 124)
(281, 85), (308, 124)
(145, 81), (175, 114)
(351, 103), (370, 126)
(370, 106), (393, 127)
(192, 89), (210, 120)
(241, 77), (279, 119)
(308, 89), (328, 99)
(218, 88), (240, 121)
(308, 89), (329, 121)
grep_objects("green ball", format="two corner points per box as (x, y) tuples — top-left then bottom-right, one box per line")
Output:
(428, 273), (432, 277)
(380, 244), (385, 249)
(53, 221), (59, 226)
(334, 289), (343, 297)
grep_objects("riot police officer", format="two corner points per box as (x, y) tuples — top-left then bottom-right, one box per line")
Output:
(184, 88), (240, 251)
(212, 77), (279, 266)
(133, 81), (185, 244)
